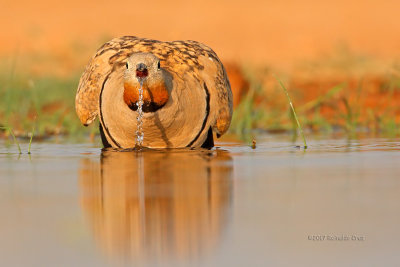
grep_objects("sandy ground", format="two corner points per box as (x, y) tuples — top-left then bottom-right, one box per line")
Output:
(2, 0), (400, 71)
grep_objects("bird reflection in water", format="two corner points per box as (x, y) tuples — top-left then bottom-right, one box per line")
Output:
(79, 148), (233, 264)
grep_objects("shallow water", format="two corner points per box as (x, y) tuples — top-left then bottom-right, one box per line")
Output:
(1, 136), (400, 267)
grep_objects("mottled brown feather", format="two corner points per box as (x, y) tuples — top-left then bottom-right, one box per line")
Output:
(76, 36), (232, 137)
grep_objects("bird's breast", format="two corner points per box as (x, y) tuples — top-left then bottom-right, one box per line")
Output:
(101, 71), (212, 148)
(123, 81), (169, 111)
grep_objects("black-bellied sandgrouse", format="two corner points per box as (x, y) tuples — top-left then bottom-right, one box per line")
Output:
(75, 36), (233, 149)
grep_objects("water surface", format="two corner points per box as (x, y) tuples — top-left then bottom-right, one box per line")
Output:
(1, 136), (400, 266)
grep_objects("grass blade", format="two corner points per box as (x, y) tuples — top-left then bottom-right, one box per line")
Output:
(275, 76), (308, 149)
(28, 125), (35, 154)
(0, 126), (22, 154)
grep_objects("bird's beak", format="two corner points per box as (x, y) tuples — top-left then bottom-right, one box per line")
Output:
(136, 63), (148, 78)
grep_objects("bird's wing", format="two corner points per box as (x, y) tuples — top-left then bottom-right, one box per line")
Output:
(194, 41), (233, 137)
(76, 36), (232, 136)
(169, 40), (233, 137)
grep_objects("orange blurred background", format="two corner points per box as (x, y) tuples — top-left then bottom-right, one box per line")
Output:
(2, 0), (400, 70)
(2, 0), (400, 133)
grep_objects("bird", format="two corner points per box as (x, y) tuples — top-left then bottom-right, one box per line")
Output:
(75, 36), (233, 149)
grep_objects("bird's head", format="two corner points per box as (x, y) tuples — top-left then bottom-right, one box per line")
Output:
(123, 53), (169, 112)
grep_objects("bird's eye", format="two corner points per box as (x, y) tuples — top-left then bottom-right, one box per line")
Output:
(125, 62), (129, 69)
(157, 61), (161, 70)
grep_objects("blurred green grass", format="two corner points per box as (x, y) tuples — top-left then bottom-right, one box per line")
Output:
(1, 50), (399, 143)
(0, 69), (96, 140)
(230, 61), (400, 141)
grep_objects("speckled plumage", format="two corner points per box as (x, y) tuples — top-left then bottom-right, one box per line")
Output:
(76, 36), (233, 148)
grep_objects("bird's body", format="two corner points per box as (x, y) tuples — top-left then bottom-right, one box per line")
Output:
(76, 36), (232, 149)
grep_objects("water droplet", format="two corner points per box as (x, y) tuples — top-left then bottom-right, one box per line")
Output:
(135, 79), (145, 148)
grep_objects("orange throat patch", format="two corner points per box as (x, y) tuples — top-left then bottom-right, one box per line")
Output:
(123, 81), (169, 112)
